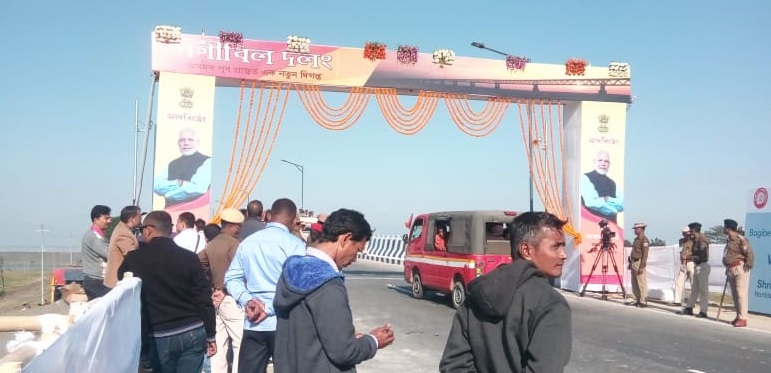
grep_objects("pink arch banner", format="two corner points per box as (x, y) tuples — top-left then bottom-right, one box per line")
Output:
(152, 34), (631, 103)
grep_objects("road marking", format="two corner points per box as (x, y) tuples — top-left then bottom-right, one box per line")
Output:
(687, 369), (707, 373)
(346, 277), (403, 280)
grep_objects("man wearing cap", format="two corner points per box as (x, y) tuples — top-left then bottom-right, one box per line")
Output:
(672, 226), (695, 306)
(198, 208), (245, 372)
(723, 218), (754, 327)
(629, 223), (650, 307)
(681, 222), (711, 317)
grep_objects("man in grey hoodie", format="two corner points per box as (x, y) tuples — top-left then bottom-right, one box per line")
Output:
(273, 208), (395, 373)
(440, 211), (572, 373)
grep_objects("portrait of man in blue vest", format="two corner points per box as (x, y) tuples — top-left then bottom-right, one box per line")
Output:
(154, 127), (212, 208)
(580, 149), (623, 223)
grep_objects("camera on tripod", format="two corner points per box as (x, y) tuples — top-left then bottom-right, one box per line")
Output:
(599, 219), (616, 248)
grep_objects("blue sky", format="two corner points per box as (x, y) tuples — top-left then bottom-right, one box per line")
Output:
(1, 0), (769, 248)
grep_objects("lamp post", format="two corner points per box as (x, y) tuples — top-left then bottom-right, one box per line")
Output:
(36, 223), (49, 305)
(280, 159), (304, 209)
(471, 41), (537, 211)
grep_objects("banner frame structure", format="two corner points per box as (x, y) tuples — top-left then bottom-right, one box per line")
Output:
(147, 32), (633, 291)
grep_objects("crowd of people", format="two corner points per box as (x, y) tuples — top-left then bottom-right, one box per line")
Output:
(80, 199), (395, 373)
(79, 199), (755, 373)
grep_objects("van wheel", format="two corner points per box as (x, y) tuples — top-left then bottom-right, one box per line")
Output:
(411, 272), (424, 299)
(451, 281), (465, 309)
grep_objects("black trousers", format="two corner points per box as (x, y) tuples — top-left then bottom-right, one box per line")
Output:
(82, 275), (110, 300)
(239, 330), (275, 373)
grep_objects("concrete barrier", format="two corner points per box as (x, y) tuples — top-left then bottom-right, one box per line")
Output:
(359, 235), (405, 266)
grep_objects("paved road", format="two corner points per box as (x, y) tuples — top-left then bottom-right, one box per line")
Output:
(345, 260), (771, 373)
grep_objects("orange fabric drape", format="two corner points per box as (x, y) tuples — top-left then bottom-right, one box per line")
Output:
(443, 94), (510, 137)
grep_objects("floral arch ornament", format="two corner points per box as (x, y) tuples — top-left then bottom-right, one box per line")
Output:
(148, 30), (632, 251)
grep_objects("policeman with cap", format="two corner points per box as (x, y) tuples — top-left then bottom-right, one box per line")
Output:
(629, 223), (650, 307)
(681, 222), (710, 317)
(723, 218), (754, 327)
(672, 226), (694, 306)
(198, 208), (245, 372)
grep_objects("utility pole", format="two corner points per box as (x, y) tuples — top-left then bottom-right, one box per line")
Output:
(69, 232), (74, 264)
(36, 223), (50, 305)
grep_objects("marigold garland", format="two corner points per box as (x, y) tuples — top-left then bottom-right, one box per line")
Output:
(374, 89), (439, 135)
(443, 94), (510, 137)
(294, 85), (371, 131)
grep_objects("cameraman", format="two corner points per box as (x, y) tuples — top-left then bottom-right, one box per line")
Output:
(628, 223), (650, 307)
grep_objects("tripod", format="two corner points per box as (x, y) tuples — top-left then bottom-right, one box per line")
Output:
(579, 240), (627, 301)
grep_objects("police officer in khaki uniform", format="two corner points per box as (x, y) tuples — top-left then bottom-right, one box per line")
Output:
(672, 226), (694, 306)
(629, 223), (650, 307)
(682, 222), (710, 318)
(723, 218), (754, 328)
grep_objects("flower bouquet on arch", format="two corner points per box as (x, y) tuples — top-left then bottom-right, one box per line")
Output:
(506, 55), (528, 71)
(396, 45), (418, 65)
(363, 42), (387, 61)
(219, 31), (244, 49)
(566, 58), (587, 76)
(287, 35), (311, 53)
(432, 49), (455, 67)
(154, 25), (182, 44)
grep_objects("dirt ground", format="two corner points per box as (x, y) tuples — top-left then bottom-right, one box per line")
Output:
(0, 252), (73, 353)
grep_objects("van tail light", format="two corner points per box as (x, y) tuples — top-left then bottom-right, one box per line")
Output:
(475, 260), (485, 276)
(504, 211), (517, 216)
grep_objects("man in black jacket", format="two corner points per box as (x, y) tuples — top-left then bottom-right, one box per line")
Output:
(119, 210), (216, 373)
(440, 211), (572, 373)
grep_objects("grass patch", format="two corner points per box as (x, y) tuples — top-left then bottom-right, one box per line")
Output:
(0, 270), (42, 295)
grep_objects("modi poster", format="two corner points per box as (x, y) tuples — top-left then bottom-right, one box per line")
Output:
(152, 72), (216, 223)
(562, 101), (627, 291)
(747, 187), (771, 315)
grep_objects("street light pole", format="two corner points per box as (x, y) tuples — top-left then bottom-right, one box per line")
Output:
(529, 129), (534, 213)
(281, 159), (304, 209)
(471, 41), (536, 211)
(36, 223), (49, 305)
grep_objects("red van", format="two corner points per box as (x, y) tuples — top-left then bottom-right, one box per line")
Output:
(403, 210), (516, 309)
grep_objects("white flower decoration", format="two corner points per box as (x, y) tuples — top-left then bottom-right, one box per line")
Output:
(154, 25), (182, 44)
(287, 35), (311, 53)
(432, 49), (455, 66)
(608, 62), (630, 78)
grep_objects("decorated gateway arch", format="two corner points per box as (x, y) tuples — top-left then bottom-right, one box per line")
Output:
(147, 27), (632, 291)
